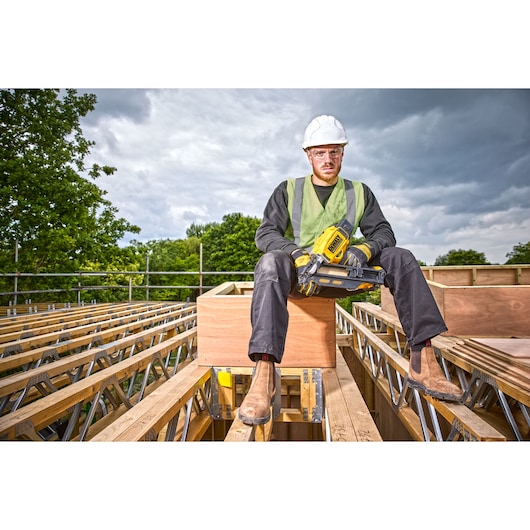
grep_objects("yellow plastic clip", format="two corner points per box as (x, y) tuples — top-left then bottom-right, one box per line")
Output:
(218, 371), (232, 388)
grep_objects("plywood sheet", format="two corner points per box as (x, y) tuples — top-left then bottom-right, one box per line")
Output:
(197, 282), (336, 367)
(468, 338), (530, 358)
(381, 283), (530, 338)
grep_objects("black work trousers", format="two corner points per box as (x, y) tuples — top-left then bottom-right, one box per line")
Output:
(247, 247), (447, 363)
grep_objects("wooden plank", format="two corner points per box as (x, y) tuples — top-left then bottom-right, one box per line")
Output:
(90, 361), (211, 441)
(356, 301), (530, 411)
(0, 302), (192, 355)
(423, 396), (507, 441)
(0, 302), (170, 339)
(322, 366), (358, 441)
(468, 338), (530, 359)
(176, 410), (212, 441)
(74, 372), (178, 441)
(0, 329), (197, 440)
(0, 316), (196, 399)
(336, 334), (353, 347)
(420, 265), (530, 286)
(448, 344), (530, 406)
(0, 302), (117, 321)
(343, 305), (507, 441)
(322, 348), (382, 441)
(426, 268), (473, 286)
(334, 348), (382, 441)
(0, 306), (196, 374)
(254, 416), (274, 442)
(0, 306), (174, 344)
(225, 411), (255, 441)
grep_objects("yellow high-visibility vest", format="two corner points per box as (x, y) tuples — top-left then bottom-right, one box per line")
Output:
(286, 175), (365, 250)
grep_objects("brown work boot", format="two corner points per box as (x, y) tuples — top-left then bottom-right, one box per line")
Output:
(408, 346), (464, 402)
(238, 360), (275, 425)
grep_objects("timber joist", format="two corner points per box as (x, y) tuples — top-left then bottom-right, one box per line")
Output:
(0, 301), (120, 317)
(221, 348), (382, 442)
(0, 303), (380, 441)
(0, 301), (177, 343)
(336, 304), (507, 441)
(0, 303), (196, 375)
(347, 302), (530, 441)
(0, 301), (164, 332)
(0, 314), (197, 414)
(1, 297), (520, 442)
(0, 325), (198, 441)
(0, 301), (194, 357)
(90, 360), (213, 442)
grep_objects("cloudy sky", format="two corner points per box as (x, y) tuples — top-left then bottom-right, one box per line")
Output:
(77, 88), (530, 265)
(5, 3), (529, 266)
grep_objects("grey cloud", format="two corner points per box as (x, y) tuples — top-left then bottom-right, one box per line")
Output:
(312, 90), (530, 219)
(79, 89), (153, 125)
(78, 88), (529, 265)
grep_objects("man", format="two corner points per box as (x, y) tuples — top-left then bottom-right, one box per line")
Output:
(238, 115), (463, 426)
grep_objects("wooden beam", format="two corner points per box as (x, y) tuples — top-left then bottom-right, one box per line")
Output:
(90, 360), (210, 441)
(322, 348), (382, 441)
(0, 329), (197, 440)
(341, 304), (507, 441)
(225, 411), (255, 441)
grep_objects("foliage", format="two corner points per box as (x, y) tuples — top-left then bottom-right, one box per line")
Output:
(128, 237), (201, 302)
(186, 222), (212, 239)
(200, 213), (262, 286)
(335, 287), (382, 313)
(505, 241), (530, 264)
(434, 248), (490, 266)
(0, 89), (140, 279)
(108, 215), (262, 302)
(77, 246), (144, 303)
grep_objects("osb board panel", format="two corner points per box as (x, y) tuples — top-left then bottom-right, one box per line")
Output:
(197, 288), (336, 367)
(381, 284), (530, 337)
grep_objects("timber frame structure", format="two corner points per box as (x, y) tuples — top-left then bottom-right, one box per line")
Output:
(0, 265), (529, 442)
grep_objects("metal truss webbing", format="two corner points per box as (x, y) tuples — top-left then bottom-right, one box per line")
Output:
(335, 304), (506, 442)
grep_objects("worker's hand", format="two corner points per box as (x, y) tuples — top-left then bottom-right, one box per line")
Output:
(291, 249), (320, 297)
(341, 244), (372, 268)
(291, 248), (311, 274)
(297, 280), (320, 297)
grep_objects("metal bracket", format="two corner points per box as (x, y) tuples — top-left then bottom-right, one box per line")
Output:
(312, 369), (323, 422)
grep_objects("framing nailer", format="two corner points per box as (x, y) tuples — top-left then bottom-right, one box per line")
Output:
(298, 219), (386, 292)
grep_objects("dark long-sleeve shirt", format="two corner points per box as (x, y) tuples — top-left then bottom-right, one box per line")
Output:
(255, 179), (397, 259)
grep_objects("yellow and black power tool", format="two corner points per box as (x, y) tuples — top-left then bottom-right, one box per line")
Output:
(298, 219), (386, 292)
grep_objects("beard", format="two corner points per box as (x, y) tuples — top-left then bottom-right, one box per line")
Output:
(313, 163), (341, 185)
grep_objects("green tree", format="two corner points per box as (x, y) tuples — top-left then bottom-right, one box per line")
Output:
(78, 245), (145, 303)
(186, 222), (213, 239)
(0, 89), (140, 280)
(140, 237), (201, 301)
(434, 248), (490, 266)
(505, 241), (530, 264)
(201, 213), (262, 285)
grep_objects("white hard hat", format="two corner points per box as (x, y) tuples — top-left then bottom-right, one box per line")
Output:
(302, 115), (348, 149)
